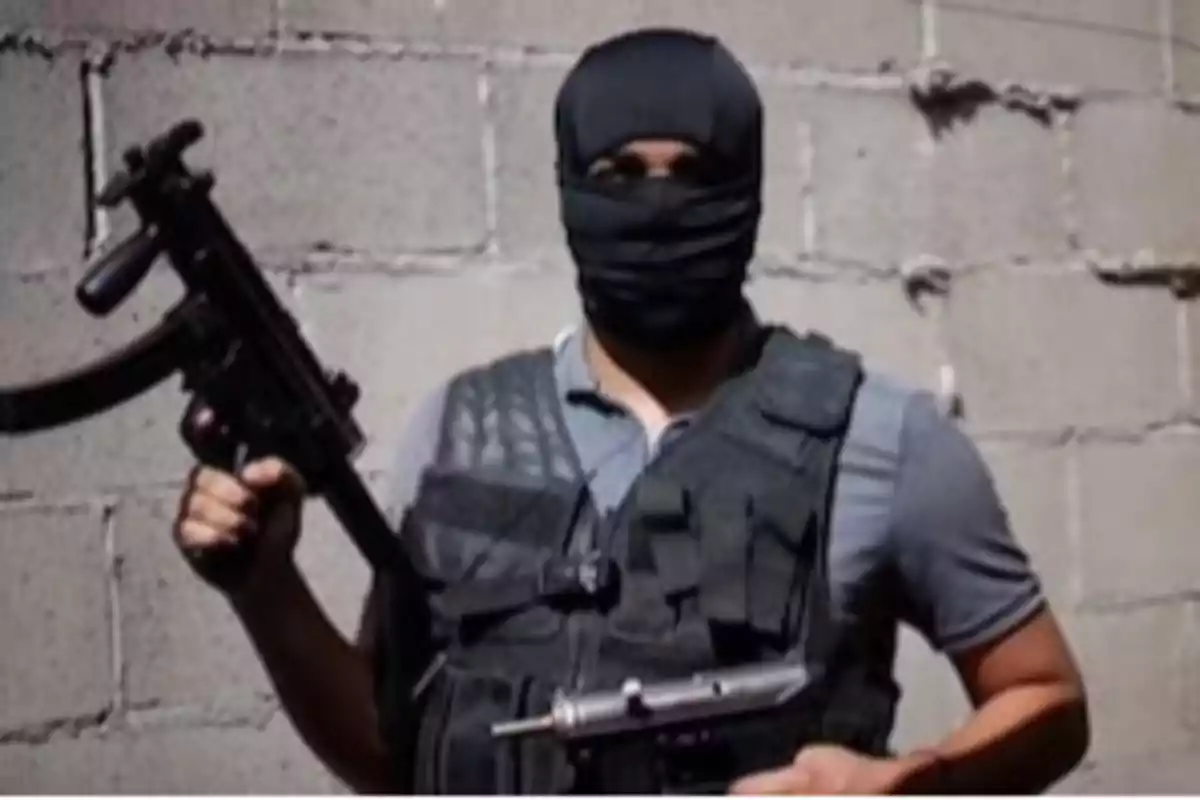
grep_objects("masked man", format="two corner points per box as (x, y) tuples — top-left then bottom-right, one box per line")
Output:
(173, 28), (1089, 794)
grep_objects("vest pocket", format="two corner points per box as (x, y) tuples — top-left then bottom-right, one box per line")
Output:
(414, 664), (534, 793)
(436, 563), (566, 645)
(744, 508), (818, 644)
(402, 513), (565, 643)
(693, 489), (820, 655)
(401, 469), (581, 644)
(604, 573), (678, 644)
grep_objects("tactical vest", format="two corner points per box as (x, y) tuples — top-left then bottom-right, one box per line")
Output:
(377, 327), (897, 794)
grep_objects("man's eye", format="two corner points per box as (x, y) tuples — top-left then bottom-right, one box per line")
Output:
(590, 162), (635, 185)
(604, 157), (647, 183)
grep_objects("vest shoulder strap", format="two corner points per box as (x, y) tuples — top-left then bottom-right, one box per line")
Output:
(433, 346), (581, 484)
(750, 327), (864, 436)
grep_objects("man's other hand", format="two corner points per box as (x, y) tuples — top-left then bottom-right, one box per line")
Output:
(729, 744), (940, 796)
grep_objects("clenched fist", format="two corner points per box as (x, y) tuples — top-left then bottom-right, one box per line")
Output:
(173, 456), (307, 597)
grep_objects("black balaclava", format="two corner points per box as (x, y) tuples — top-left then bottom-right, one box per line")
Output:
(554, 28), (764, 350)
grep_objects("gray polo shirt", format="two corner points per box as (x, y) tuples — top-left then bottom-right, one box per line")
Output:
(381, 321), (1045, 692)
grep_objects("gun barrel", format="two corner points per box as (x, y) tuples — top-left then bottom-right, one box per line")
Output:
(490, 661), (816, 745)
(491, 714), (555, 739)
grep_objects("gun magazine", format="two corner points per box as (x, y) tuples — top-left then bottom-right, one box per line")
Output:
(0, 312), (191, 434)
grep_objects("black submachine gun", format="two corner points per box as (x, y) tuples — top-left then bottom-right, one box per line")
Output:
(0, 119), (429, 679)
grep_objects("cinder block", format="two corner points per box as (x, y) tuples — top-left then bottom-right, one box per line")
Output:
(0, 735), (118, 793)
(491, 66), (810, 268)
(1190, 302), (1200, 415)
(921, 104), (1069, 267)
(0, 714), (339, 794)
(0, 382), (197, 499)
(0, 504), (112, 731)
(1063, 604), (1199, 760)
(756, 86), (816, 265)
(648, 0), (922, 72)
(1074, 103), (1200, 258)
(0, 0), (41, 28)
(745, 276), (942, 389)
(102, 51), (486, 258)
(0, 53), (86, 276)
(441, 0), (922, 72)
(0, 268), (197, 496)
(889, 624), (971, 753)
(114, 494), (273, 709)
(111, 714), (339, 793)
(936, 0), (1165, 93)
(977, 444), (1073, 610)
(944, 272), (1180, 434)
(806, 89), (927, 268)
(1053, 748), (1200, 794)
(1172, 0), (1200, 97)
(8, 0), (275, 38)
(816, 95), (1067, 269)
(1078, 436), (1200, 607)
(490, 65), (568, 268)
(441, 0), (647, 53)
(1185, 604), (1200, 750)
(291, 270), (579, 472)
(278, 0), (439, 40)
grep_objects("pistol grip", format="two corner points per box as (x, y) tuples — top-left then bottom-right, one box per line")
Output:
(179, 395), (265, 589)
(180, 395), (242, 471)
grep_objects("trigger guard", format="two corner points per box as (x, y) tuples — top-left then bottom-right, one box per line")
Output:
(180, 395), (241, 471)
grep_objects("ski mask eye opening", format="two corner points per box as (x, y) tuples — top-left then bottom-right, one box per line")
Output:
(587, 139), (742, 189)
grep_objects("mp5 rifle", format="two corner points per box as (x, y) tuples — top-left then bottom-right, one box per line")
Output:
(0, 118), (430, 682)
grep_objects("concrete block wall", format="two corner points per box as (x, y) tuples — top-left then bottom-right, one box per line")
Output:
(1, 0), (1198, 792)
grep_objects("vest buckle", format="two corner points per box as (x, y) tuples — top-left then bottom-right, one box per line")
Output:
(539, 551), (619, 608)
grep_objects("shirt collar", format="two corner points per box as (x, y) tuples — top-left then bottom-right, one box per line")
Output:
(554, 321), (598, 402)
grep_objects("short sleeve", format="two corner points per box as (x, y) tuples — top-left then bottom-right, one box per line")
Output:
(380, 382), (449, 531)
(888, 392), (1046, 655)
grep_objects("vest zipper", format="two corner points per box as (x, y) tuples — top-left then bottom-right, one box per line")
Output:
(563, 575), (597, 691)
(563, 505), (603, 692)
(564, 436), (664, 693)
(506, 675), (535, 792)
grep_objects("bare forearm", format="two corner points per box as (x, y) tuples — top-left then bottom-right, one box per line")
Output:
(232, 564), (397, 793)
(902, 682), (1089, 794)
